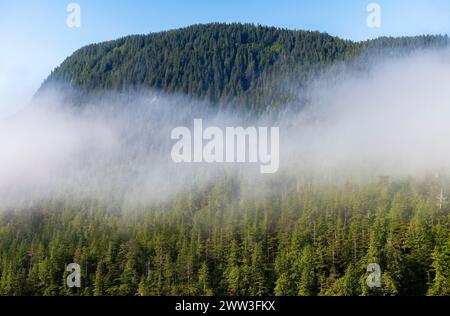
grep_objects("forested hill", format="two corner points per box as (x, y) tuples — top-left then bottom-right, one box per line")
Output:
(39, 23), (449, 112)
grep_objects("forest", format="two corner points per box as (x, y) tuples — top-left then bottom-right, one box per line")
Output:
(0, 175), (449, 296)
(39, 23), (449, 114)
(1, 23), (450, 297)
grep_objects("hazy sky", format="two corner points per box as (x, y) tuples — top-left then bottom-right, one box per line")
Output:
(1, 0), (450, 118)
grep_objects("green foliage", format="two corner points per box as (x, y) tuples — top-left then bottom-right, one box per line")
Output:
(38, 23), (449, 114)
(6, 24), (450, 296)
(0, 177), (449, 296)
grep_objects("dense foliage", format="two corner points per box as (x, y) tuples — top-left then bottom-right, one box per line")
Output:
(5, 24), (450, 296)
(0, 176), (449, 296)
(39, 23), (449, 113)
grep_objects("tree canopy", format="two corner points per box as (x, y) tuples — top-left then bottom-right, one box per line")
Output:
(39, 23), (449, 114)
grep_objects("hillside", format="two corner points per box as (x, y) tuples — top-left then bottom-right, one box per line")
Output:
(2, 23), (450, 297)
(1, 177), (450, 296)
(38, 23), (449, 113)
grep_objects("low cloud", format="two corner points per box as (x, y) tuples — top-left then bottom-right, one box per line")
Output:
(2, 49), (450, 209)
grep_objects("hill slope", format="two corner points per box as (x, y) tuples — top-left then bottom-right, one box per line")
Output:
(39, 23), (449, 112)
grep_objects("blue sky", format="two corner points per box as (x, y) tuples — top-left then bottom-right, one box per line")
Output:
(1, 0), (450, 117)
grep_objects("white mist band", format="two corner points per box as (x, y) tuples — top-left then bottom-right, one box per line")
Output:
(171, 119), (280, 174)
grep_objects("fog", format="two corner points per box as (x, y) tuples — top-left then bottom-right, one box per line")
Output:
(283, 50), (450, 180)
(2, 49), (450, 208)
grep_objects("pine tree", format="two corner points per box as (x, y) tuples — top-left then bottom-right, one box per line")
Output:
(93, 261), (104, 296)
(297, 245), (317, 296)
(197, 261), (213, 296)
(428, 225), (450, 295)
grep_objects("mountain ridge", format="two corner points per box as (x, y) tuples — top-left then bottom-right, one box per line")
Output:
(38, 23), (449, 113)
